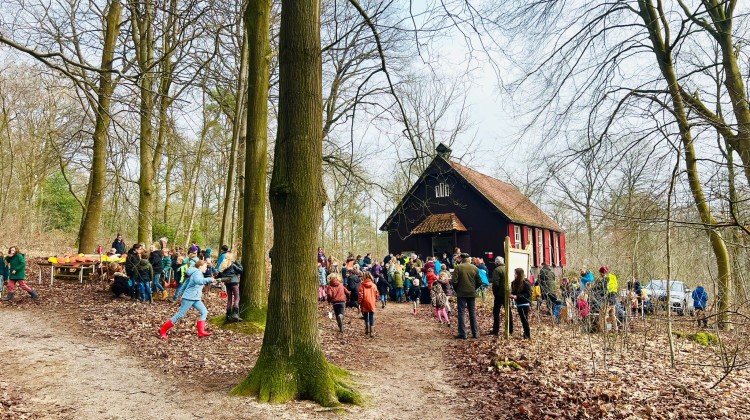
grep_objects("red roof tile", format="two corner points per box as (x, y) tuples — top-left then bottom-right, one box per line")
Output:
(448, 160), (563, 231)
(411, 213), (468, 235)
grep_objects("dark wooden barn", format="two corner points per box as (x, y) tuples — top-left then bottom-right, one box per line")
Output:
(380, 144), (566, 268)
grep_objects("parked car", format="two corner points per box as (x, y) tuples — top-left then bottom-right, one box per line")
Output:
(643, 280), (694, 316)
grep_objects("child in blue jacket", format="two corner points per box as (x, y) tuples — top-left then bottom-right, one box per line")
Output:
(159, 260), (215, 339)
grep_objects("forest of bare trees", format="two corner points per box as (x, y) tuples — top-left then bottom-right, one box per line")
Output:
(2, 0), (750, 408)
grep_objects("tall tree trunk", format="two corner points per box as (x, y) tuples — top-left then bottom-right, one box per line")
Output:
(231, 0), (360, 405)
(234, 117), (246, 255)
(237, 0), (271, 324)
(639, 0), (732, 329)
(220, 29), (249, 247)
(131, 0), (156, 245)
(77, 0), (121, 253)
(152, 0), (178, 220)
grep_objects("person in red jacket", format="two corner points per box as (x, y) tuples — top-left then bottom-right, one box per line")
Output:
(358, 272), (380, 337)
(326, 274), (350, 333)
(425, 267), (438, 290)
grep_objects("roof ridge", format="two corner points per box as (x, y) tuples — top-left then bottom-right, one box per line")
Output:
(448, 159), (513, 187)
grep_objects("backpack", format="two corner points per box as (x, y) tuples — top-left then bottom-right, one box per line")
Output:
(532, 285), (542, 301)
(432, 285), (447, 308)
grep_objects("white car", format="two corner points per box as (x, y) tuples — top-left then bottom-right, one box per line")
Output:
(643, 280), (694, 316)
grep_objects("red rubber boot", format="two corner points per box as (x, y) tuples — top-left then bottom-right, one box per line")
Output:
(197, 320), (212, 338)
(159, 319), (174, 340)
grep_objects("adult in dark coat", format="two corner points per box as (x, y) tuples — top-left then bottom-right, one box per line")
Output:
(510, 268), (532, 339)
(125, 244), (144, 300)
(451, 253), (481, 339)
(149, 246), (166, 299)
(490, 256), (511, 335)
(112, 233), (126, 255)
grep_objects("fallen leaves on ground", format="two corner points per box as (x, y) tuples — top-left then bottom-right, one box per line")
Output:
(7, 261), (750, 418)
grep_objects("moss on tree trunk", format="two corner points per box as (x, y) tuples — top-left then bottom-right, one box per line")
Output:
(233, 0), (360, 405)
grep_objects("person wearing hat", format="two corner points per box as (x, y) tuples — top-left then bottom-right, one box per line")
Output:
(490, 256), (511, 336)
(451, 253), (482, 339)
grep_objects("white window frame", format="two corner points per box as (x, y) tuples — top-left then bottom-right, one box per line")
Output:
(555, 234), (561, 266)
(514, 225), (522, 249)
(435, 182), (450, 198)
(537, 229), (543, 265)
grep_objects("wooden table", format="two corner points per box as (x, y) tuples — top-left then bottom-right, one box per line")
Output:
(38, 261), (99, 285)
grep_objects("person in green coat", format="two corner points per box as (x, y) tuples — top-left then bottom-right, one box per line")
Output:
(451, 253), (481, 339)
(2, 246), (38, 302)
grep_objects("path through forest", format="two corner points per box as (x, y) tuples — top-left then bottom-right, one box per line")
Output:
(0, 302), (467, 419)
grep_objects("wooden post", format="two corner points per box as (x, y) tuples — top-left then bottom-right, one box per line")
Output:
(50, 267), (55, 286)
(504, 236), (511, 339)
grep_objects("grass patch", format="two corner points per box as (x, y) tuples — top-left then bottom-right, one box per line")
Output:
(494, 357), (524, 371)
(208, 315), (265, 335)
(673, 331), (719, 346)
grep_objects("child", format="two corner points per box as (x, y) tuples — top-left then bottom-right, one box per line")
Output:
(218, 252), (244, 323)
(149, 245), (165, 300)
(407, 274), (421, 315)
(159, 260), (215, 339)
(135, 253), (154, 303)
(358, 272), (379, 337)
(577, 292), (591, 332)
(161, 248), (173, 290)
(110, 264), (130, 298)
(2, 246), (38, 302)
(430, 279), (450, 326)
(346, 268), (361, 312)
(170, 254), (188, 303)
(391, 261), (404, 302)
(318, 262), (327, 302)
(376, 274), (390, 308)
(326, 273), (350, 333)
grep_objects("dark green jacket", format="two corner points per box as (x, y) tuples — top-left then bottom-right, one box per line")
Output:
(451, 262), (481, 298)
(491, 265), (506, 300)
(6, 253), (26, 280)
(539, 266), (557, 295)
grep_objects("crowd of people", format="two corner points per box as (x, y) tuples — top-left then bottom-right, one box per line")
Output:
(317, 247), (522, 339)
(12, 231), (711, 340)
(101, 234), (245, 339)
(318, 247), (714, 340)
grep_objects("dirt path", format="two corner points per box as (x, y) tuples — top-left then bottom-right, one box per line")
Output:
(347, 302), (462, 418)
(0, 303), (466, 419)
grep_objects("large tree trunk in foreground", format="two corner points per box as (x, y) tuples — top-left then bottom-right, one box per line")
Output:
(77, 0), (121, 253)
(237, 0), (270, 324)
(231, 0), (359, 406)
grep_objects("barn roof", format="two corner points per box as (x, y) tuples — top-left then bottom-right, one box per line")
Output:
(446, 159), (563, 231)
(411, 213), (468, 235)
(380, 151), (564, 233)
